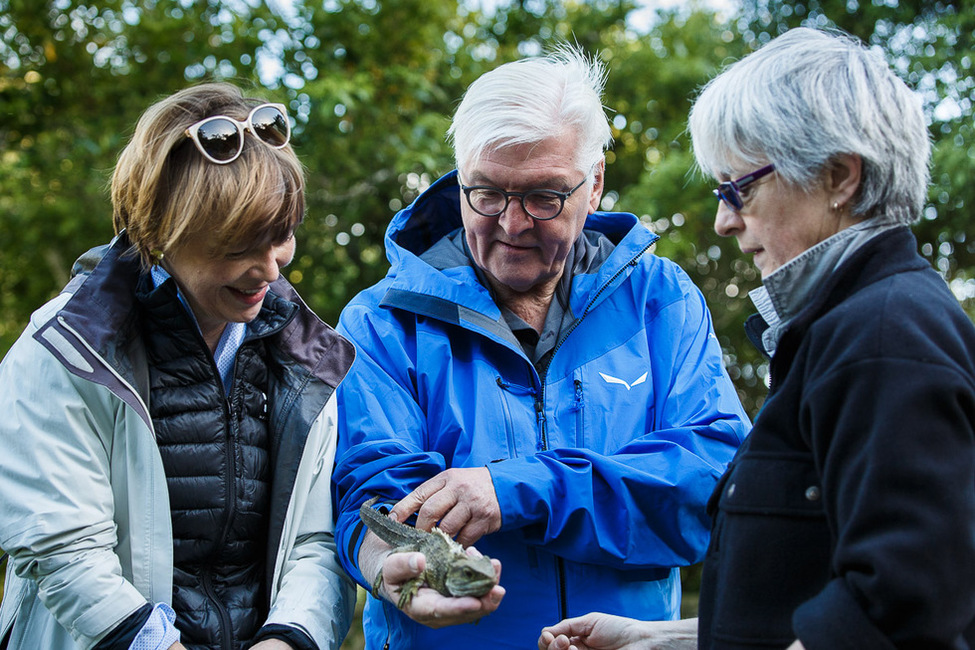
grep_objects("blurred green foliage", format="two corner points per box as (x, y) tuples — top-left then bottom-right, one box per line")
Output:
(3, 0), (975, 414)
(4, 0), (973, 417)
(2, 0), (974, 635)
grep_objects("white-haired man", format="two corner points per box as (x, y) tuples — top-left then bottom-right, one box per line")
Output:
(333, 46), (749, 649)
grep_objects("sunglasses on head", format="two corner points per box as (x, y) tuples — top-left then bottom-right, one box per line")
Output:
(184, 103), (290, 164)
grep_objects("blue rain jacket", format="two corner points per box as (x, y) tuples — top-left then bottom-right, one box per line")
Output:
(333, 171), (749, 649)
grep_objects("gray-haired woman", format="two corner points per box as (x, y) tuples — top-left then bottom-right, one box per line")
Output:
(540, 26), (975, 650)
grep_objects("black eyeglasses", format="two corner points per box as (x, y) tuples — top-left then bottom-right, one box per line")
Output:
(713, 164), (775, 210)
(184, 103), (291, 164)
(460, 175), (589, 221)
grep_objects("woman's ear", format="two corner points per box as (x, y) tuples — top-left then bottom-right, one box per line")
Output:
(828, 153), (862, 210)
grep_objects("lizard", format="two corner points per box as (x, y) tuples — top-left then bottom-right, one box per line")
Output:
(358, 496), (498, 609)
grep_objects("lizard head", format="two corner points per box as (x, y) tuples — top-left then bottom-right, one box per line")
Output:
(444, 553), (497, 598)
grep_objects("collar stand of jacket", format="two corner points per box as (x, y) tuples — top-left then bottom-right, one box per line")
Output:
(388, 170), (640, 258)
(379, 170), (660, 325)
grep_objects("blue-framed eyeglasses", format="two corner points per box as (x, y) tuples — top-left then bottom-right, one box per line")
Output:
(460, 175), (589, 221)
(713, 164), (775, 211)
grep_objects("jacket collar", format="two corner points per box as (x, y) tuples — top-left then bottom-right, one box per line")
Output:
(746, 225), (928, 357)
(48, 233), (354, 394)
(57, 233), (144, 375)
(749, 220), (899, 356)
(380, 170), (659, 325)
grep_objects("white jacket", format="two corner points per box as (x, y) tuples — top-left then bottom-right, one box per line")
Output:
(0, 237), (356, 649)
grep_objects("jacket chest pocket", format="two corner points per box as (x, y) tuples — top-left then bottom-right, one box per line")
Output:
(719, 454), (825, 517)
(708, 454), (833, 646)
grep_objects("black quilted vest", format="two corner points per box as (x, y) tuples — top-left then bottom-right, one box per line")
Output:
(137, 276), (290, 650)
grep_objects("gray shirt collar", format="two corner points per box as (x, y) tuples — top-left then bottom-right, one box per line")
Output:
(749, 220), (898, 356)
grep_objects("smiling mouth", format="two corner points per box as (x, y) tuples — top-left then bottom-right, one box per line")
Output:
(229, 285), (268, 305)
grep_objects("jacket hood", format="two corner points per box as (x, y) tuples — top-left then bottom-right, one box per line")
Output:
(379, 170), (659, 321)
(387, 170), (638, 255)
(35, 234), (354, 428)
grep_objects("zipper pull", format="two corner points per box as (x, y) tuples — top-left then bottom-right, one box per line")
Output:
(535, 398), (547, 451)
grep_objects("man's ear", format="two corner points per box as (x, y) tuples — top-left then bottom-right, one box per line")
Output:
(588, 158), (605, 213)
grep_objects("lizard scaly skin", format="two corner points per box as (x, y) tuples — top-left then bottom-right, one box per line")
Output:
(359, 496), (498, 609)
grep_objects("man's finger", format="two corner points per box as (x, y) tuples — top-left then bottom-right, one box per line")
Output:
(390, 476), (447, 523)
(383, 551), (425, 583)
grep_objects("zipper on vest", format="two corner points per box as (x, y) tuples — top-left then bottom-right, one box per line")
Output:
(202, 568), (234, 649)
(205, 382), (239, 649)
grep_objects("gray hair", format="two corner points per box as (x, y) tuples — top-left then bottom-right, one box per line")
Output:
(447, 44), (612, 176)
(689, 27), (930, 225)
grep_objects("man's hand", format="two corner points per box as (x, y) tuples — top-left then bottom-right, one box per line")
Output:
(538, 614), (698, 650)
(390, 467), (501, 546)
(373, 549), (504, 628)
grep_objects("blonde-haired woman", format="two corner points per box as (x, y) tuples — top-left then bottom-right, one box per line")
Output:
(0, 83), (356, 650)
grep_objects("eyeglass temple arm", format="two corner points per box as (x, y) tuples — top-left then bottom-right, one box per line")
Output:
(734, 164), (775, 187)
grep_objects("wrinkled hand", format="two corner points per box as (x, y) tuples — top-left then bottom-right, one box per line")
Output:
(374, 548), (504, 629)
(390, 467), (501, 546)
(538, 613), (698, 650)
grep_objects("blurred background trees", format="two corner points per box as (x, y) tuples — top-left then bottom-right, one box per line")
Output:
(2, 0), (974, 635)
(3, 0), (974, 414)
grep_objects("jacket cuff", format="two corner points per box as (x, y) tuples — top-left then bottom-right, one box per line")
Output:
(249, 623), (317, 650)
(91, 603), (153, 650)
(95, 603), (180, 650)
(485, 456), (547, 531)
(792, 579), (895, 650)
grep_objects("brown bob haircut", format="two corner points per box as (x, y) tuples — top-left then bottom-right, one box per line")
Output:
(111, 82), (304, 267)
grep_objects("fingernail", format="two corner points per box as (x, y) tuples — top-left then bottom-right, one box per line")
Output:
(409, 555), (420, 571)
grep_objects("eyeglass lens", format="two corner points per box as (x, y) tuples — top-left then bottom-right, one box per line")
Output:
(196, 118), (243, 162)
(717, 184), (744, 210)
(469, 189), (564, 220)
(250, 105), (289, 147)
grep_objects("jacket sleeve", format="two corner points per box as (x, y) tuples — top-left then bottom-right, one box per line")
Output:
(265, 394), (357, 649)
(333, 273), (749, 578)
(332, 302), (437, 588)
(792, 347), (975, 647)
(0, 322), (148, 649)
(489, 275), (750, 568)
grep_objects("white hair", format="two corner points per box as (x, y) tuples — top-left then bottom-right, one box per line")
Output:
(447, 44), (612, 176)
(689, 27), (931, 225)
